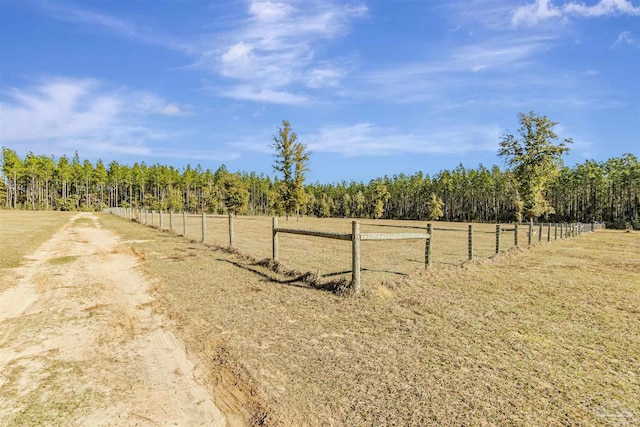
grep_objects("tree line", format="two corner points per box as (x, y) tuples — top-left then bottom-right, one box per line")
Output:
(1, 113), (638, 228)
(2, 146), (637, 228)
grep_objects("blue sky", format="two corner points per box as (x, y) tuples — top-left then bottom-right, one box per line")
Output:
(1, 0), (638, 183)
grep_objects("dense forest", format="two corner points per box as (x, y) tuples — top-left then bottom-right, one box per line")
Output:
(1, 147), (638, 228)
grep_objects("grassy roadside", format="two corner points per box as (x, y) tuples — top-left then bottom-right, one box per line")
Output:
(0, 211), (74, 292)
(99, 213), (640, 426)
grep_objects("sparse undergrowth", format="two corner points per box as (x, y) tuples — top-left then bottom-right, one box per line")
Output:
(98, 213), (640, 426)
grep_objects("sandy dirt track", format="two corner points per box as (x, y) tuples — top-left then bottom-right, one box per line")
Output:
(0, 213), (228, 426)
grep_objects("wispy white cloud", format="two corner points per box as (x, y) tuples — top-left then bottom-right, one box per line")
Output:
(35, 0), (196, 54)
(444, 1), (521, 31)
(306, 67), (344, 88)
(358, 35), (554, 103)
(512, 0), (640, 27)
(563, 0), (640, 16)
(200, 0), (367, 103)
(512, 0), (563, 26)
(611, 30), (640, 48)
(218, 85), (309, 104)
(0, 77), (213, 160)
(303, 123), (501, 157)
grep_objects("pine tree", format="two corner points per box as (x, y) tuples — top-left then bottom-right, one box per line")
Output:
(271, 120), (310, 220)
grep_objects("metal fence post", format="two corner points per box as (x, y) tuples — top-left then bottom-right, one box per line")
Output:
(228, 212), (234, 247)
(425, 223), (433, 268)
(272, 217), (279, 260)
(538, 222), (543, 242)
(352, 221), (361, 292)
(514, 224), (519, 246)
(468, 224), (474, 261)
(201, 212), (206, 243)
(495, 224), (500, 254)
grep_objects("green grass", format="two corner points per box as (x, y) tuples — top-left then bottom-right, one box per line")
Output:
(0, 211), (73, 269)
(0, 211), (74, 293)
(48, 255), (78, 265)
(100, 213), (640, 426)
(72, 216), (95, 227)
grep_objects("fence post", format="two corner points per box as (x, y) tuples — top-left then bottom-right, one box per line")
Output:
(169, 211), (174, 233)
(160, 210), (164, 230)
(201, 212), (207, 243)
(495, 224), (500, 254)
(538, 223), (543, 242)
(468, 224), (474, 261)
(228, 212), (234, 247)
(352, 221), (361, 292)
(514, 224), (519, 246)
(183, 211), (187, 237)
(272, 217), (279, 260)
(151, 210), (154, 226)
(547, 223), (551, 242)
(528, 221), (533, 246)
(554, 223), (558, 240)
(425, 223), (433, 268)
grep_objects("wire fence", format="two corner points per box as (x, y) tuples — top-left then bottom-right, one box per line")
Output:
(105, 208), (604, 290)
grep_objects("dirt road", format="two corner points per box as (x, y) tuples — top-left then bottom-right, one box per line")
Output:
(0, 213), (228, 426)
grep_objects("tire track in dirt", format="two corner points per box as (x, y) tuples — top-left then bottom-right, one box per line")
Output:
(0, 212), (228, 426)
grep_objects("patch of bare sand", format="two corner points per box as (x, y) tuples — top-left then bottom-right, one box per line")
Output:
(0, 212), (228, 426)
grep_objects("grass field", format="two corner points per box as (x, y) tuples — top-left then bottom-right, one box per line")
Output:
(98, 212), (639, 426)
(0, 210), (74, 293)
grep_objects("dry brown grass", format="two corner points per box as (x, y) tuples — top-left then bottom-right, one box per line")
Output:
(99, 212), (640, 426)
(0, 210), (74, 293)
(145, 214), (533, 286)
